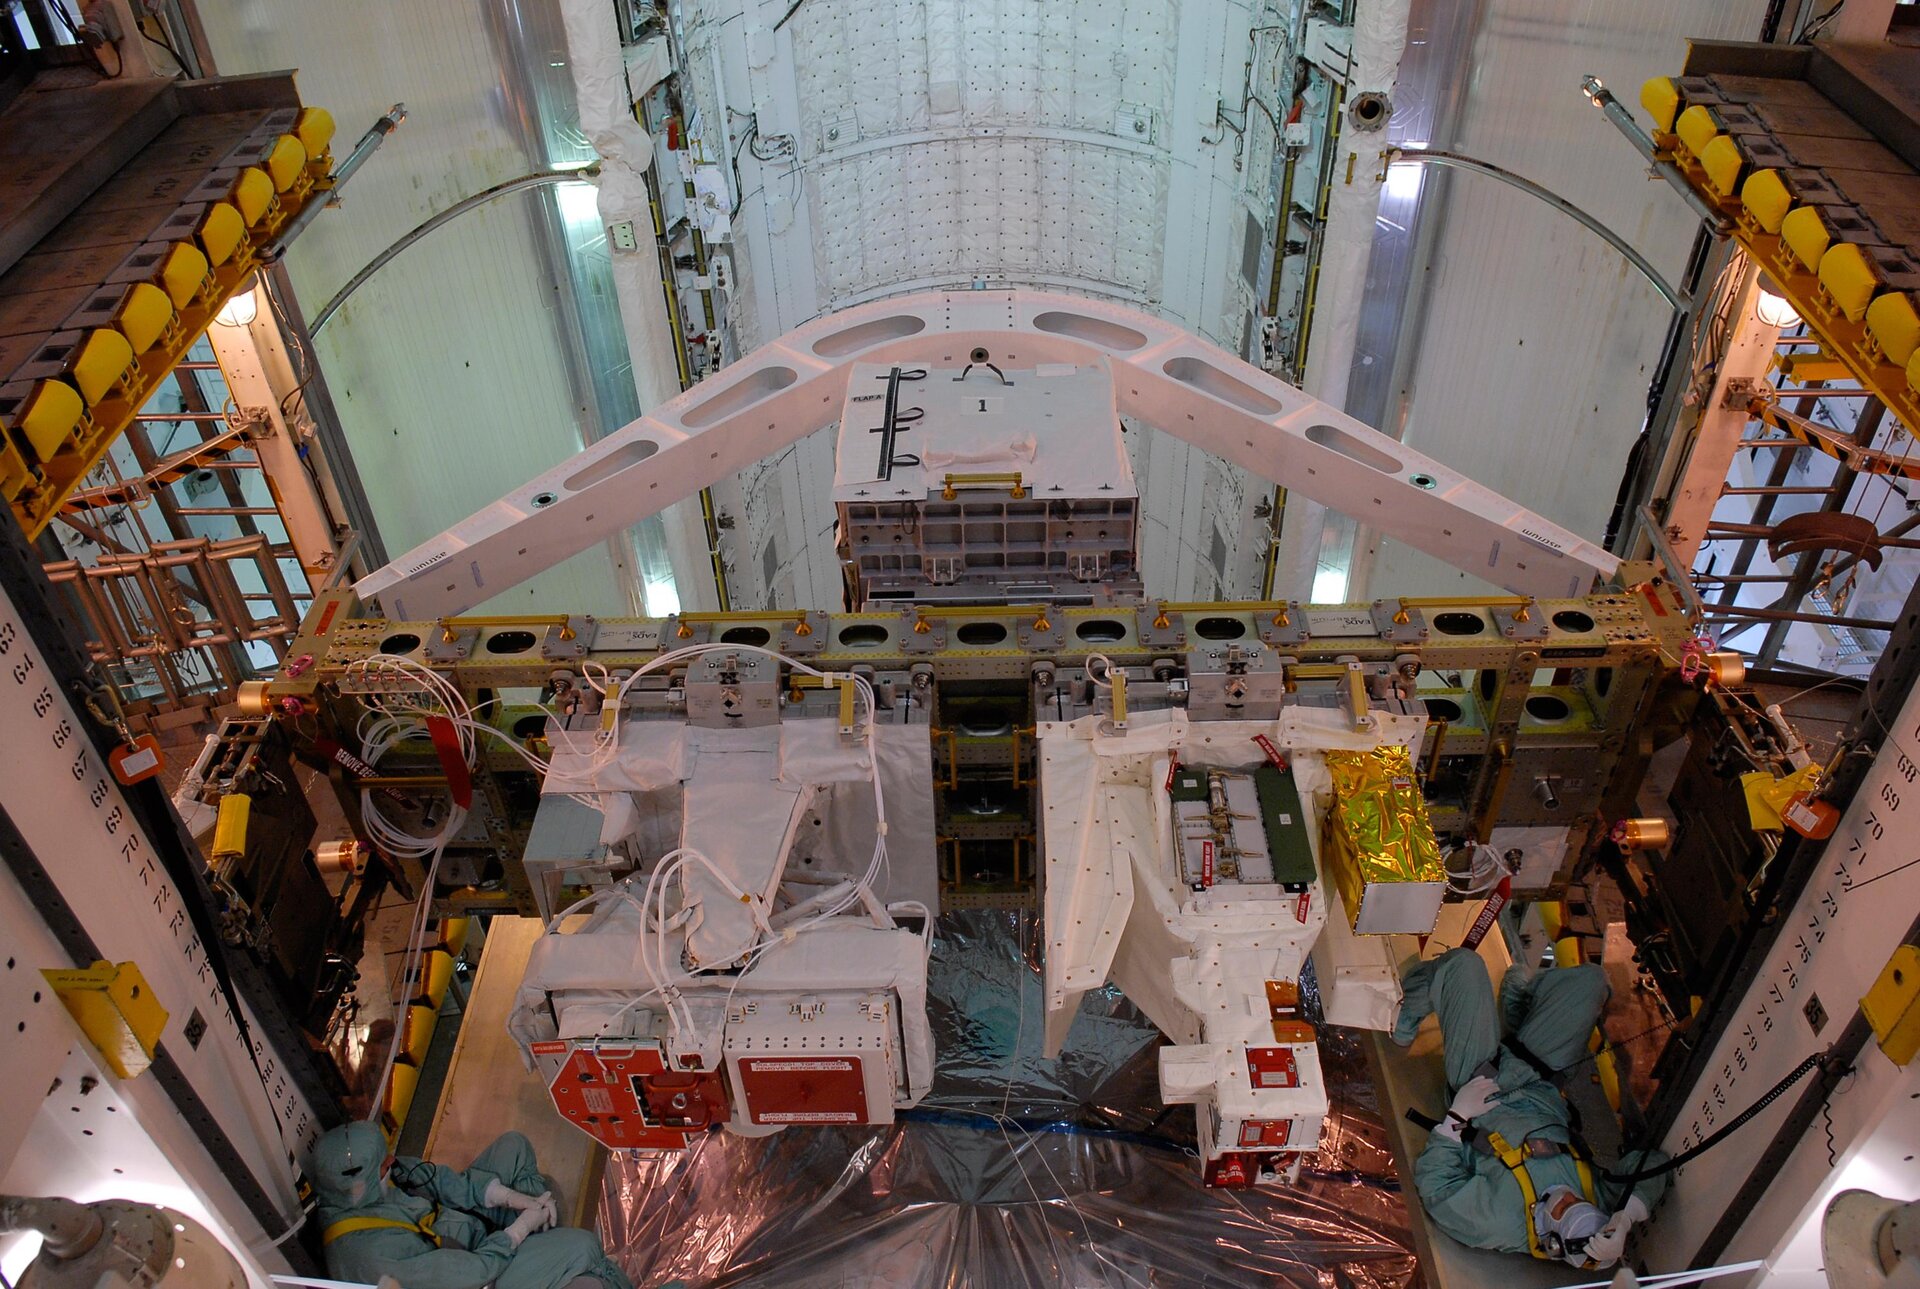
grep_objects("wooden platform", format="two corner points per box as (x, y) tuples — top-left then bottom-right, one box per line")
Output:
(423, 916), (604, 1226)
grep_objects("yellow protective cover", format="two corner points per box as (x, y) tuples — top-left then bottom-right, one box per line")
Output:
(1819, 243), (1880, 323)
(1675, 104), (1720, 157)
(1741, 170), (1793, 233)
(295, 106), (336, 158)
(1780, 205), (1832, 272)
(113, 281), (173, 354)
(265, 134), (307, 191)
(15, 379), (84, 460)
(70, 329), (135, 405)
(230, 166), (276, 225)
(1640, 77), (1681, 134)
(158, 242), (210, 308)
(1701, 134), (1745, 198)
(197, 202), (247, 267)
(1866, 292), (1920, 366)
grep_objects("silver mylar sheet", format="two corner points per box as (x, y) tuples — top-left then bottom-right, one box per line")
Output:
(597, 912), (1416, 1287)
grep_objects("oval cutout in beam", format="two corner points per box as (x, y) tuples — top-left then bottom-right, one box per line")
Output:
(1033, 310), (1148, 352)
(681, 365), (798, 428)
(1305, 422), (1402, 474)
(812, 314), (927, 357)
(1162, 356), (1284, 416)
(564, 439), (659, 492)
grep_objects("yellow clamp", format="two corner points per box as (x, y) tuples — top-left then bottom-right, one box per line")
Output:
(941, 471), (1026, 500)
(1153, 600), (1293, 629)
(42, 960), (167, 1079)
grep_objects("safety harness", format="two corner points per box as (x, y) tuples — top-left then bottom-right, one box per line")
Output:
(1485, 1130), (1601, 1266)
(321, 1206), (442, 1247)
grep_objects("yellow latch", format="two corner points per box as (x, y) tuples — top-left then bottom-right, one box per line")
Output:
(1345, 662), (1371, 732)
(42, 960), (167, 1079)
(1109, 670), (1128, 730)
(940, 471), (1026, 500)
(1862, 943), (1920, 1067)
(212, 792), (251, 860)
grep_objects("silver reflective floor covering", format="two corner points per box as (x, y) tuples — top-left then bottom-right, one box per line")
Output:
(597, 912), (1418, 1287)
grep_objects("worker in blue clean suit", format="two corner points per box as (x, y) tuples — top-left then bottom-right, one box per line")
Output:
(1394, 947), (1669, 1269)
(308, 1121), (633, 1289)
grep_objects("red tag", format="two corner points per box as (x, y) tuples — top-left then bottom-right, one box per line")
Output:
(1204, 1154), (1253, 1189)
(529, 1040), (567, 1055)
(313, 599), (341, 636)
(1643, 584), (1669, 617)
(1461, 878), (1510, 950)
(1253, 734), (1287, 770)
(1295, 891), (1311, 923)
(1165, 760), (1179, 793)
(1782, 795), (1839, 839)
(110, 735), (164, 785)
(1246, 1046), (1299, 1089)
(1238, 1119), (1292, 1148)
(315, 737), (410, 808)
(425, 715), (472, 810)
(1201, 839), (1215, 888)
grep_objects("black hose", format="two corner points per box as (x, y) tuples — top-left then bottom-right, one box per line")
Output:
(1600, 1050), (1828, 1184)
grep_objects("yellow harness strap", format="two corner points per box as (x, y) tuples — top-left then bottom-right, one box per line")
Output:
(322, 1206), (441, 1247)
(1486, 1131), (1597, 1263)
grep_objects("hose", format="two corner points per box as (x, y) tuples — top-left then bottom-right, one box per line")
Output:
(1599, 1050), (1828, 1184)
(1387, 147), (1683, 311)
(310, 167), (599, 335)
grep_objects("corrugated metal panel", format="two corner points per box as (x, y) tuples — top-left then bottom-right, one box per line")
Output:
(195, 0), (627, 611)
(1365, 0), (1769, 596)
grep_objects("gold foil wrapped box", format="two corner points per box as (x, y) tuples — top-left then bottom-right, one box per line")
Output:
(1322, 746), (1446, 935)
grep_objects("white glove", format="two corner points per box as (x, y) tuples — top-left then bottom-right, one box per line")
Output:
(1583, 1220), (1628, 1266)
(502, 1193), (555, 1247)
(483, 1178), (545, 1212)
(1431, 1074), (1503, 1143)
(1584, 1195), (1650, 1267)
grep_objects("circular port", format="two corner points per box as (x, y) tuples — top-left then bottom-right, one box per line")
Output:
(512, 714), (549, 739)
(379, 632), (422, 655)
(1193, 616), (1248, 641)
(837, 624), (891, 648)
(1423, 697), (1464, 722)
(1525, 695), (1572, 722)
(1433, 612), (1486, 636)
(484, 630), (539, 655)
(1551, 610), (1596, 633)
(1349, 91), (1391, 130)
(956, 622), (1009, 646)
(1075, 618), (1126, 643)
(532, 492), (557, 508)
(720, 626), (772, 646)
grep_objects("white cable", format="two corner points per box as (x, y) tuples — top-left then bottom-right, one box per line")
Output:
(1084, 652), (1116, 688)
(1447, 841), (1511, 897)
(343, 654), (476, 1123)
(539, 643), (897, 1051)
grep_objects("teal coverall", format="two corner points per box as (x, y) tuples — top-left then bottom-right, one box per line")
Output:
(309, 1122), (633, 1289)
(1397, 948), (1669, 1256)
